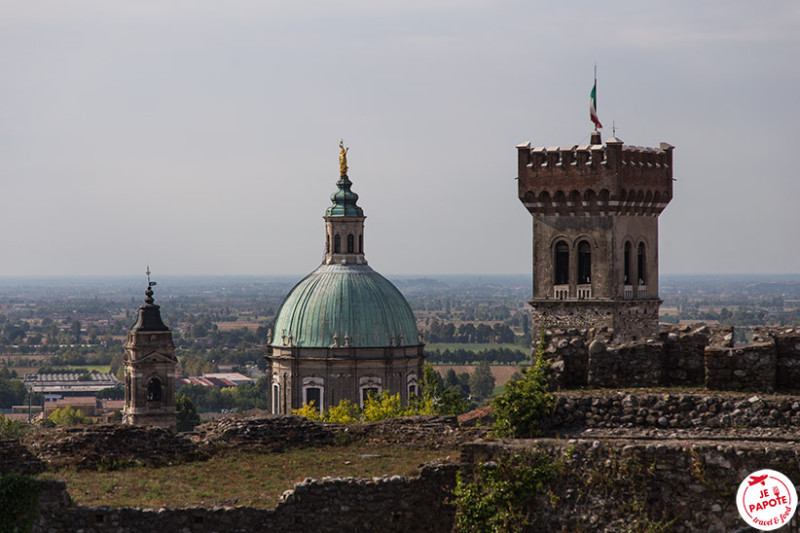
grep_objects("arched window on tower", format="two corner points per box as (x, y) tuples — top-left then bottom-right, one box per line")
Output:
(347, 234), (355, 253)
(146, 377), (162, 402)
(578, 241), (591, 284)
(358, 234), (363, 253)
(637, 242), (646, 285)
(624, 242), (632, 285)
(326, 234), (330, 253)
(334, 234), (341, 254)
(554, 241), (569, 286)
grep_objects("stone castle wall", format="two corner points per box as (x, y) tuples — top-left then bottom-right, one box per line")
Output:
(15, 397), (800, 533)
(547, 325), (800, 392)
(461, 438), (800, 532)
(31, 463), (458, 533)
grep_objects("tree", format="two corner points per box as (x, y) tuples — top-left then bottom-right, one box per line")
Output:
(49, 406), (90, 425)
(70, 320), (82, 344)
(0, 377), (27, 409)
(469, 361), (496, 399)
(176, 395), (201, 432)
(492, 334), (554, 438)
(96, 387), (124, 400)
(476, 323), (493, 343)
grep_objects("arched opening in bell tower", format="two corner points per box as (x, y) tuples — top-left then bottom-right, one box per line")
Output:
(578, 241), (591, 284)
(554, 241), (569, 287)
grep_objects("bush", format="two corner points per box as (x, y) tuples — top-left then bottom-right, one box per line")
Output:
(292, 401), (323, 421)
(48, 406), (91, 426)
(176, 395), (201, 432)
(362, 391), (406, 422)
(452, 452), (555, 533)
(0, 414), (26, 440)
(0, 473), (41, 533)
(324, 399), (361, 424)
(491, 333), (554, 438)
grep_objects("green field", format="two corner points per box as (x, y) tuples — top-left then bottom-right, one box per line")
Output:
(38, 444), (456, 509)
(66, 365), (112, 374)
(424, 343), (527, 353)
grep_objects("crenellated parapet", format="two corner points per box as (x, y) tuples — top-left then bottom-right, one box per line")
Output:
(517, 136), (674, 217)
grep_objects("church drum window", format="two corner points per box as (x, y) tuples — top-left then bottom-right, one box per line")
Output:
(578, 241), (591, 284)
(358, 234), (363, 253)
(146, 377), (162, 402)
(347, 234), (355, 253)
(554, 241), (569, 286)
(334, 234), (341, 254)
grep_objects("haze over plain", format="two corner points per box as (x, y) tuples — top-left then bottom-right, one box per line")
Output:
(1, 1), (797, 277)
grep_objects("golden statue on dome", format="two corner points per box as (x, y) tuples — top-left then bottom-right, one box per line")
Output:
(339, 140), (349, 176)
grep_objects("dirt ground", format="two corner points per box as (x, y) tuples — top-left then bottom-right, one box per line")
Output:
(432, 365), (523, 387)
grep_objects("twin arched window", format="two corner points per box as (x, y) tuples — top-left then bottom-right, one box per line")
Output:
(624, 240), (647, 285)
(555, 242), (569, 285)
(330, 233), (362, 255)
(554, 240), (591, 285)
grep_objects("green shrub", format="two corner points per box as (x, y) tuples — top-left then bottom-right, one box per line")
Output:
(452, 452), (555, 533)
(323, 399), (361, 424)
(362, 391), (406, 422)
(0, 473), (41, 533)
(176, 395), (201, 432)
(0, 414), (26, 440)
(491, 332), (554, 438)
(48, 406), (90, 426)
(291, 401), (322, 421)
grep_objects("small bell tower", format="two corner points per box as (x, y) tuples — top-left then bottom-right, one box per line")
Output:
(123, 269), (177, 428)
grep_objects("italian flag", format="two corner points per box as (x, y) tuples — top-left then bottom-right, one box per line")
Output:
(589, 81), (603, 129)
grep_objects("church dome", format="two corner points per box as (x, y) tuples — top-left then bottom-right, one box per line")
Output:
(271, 263), (420, 348)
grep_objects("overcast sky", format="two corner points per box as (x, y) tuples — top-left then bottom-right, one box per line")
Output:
(1, 1), (797, 277)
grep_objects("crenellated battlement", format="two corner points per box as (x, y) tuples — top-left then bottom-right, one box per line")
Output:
(517, 135), (674, 217)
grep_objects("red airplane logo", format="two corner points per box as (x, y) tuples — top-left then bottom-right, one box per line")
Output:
(749, 475), (769, 486)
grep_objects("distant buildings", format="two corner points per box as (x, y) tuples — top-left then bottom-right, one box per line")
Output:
(23, 372), (120, 400)
(177, 372), (254, 388)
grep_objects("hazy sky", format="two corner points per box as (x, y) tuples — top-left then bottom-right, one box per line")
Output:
(1, 1), (798, 277)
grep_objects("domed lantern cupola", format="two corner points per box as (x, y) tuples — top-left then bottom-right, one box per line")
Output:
(324, 141), (367, 265)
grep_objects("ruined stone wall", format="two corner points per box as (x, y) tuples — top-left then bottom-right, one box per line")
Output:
(705, 343), (776, 391)
(461, 439), (800, 533)
(31, 463), (458, 533)
(755, 328), (800, 390)
(544, 325), (800, 392)
(549, 391), (800, 432)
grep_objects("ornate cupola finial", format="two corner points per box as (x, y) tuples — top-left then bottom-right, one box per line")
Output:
(131, 266), (169, 332)
(145, 265), (157, 305)
(339, 140), (349, 176)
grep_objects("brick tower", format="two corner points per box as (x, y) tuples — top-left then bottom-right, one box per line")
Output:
(517, 131), (673, 341)
(123, 276), (177, 428)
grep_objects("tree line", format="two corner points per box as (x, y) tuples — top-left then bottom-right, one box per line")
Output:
(425, 347), (528, 365)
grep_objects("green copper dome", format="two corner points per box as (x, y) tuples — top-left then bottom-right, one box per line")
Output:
(271, 264), (420, 348)
(325, 175), (364, 217)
